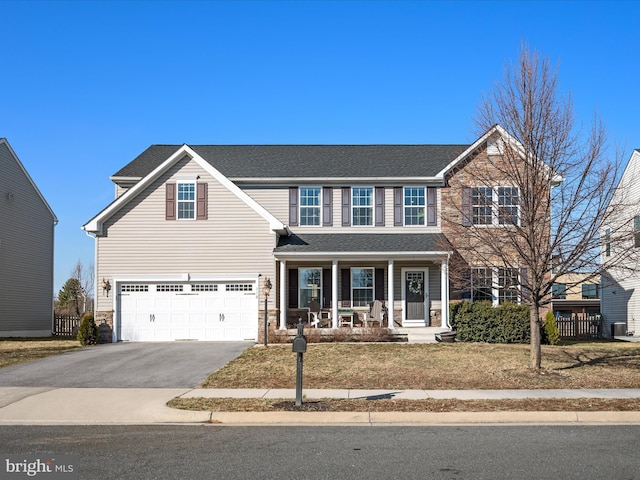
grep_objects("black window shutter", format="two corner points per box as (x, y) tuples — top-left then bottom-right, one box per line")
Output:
(426, 187), (437, 226)
(166, 183), (176, 220)
(375, 187), (385, 226)
(342, 187), (351, 226)
(394, 187), (403, 226)
(289, 187), (299, 226)
(288, 269), (298, 308)
(341, 269), (351, 307)
(322, 187), (333, 226)
(196, 182), (208, 220)
(322, 269), (332, 308)
(375, 268), (385, 301)
(461, 187), (472, 227)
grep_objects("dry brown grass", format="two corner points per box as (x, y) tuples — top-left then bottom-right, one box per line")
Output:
(169, 397), (640, 413)
(0, 338), (82, 368)
(201, 341), (640, 390)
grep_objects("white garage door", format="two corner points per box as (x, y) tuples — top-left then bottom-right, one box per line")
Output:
(117, 281), (258, 342)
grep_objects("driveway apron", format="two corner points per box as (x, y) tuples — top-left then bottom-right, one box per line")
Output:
(0, 342), (252, 388)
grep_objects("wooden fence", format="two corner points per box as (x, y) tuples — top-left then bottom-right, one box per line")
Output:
(53, 315), (81, 337)
(555, 313), (602, 340)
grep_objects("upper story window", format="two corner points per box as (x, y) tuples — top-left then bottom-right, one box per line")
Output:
(177, 183), (195, 219)
(605, 228), (611, 257)
(472, 187), (493, 225)
(404, 187), (425, 225)
(552, 283), (567, 299)
(166, 182), (207, 221)
(582, 283), (599, 299)
(352, 267), (374, 307)
(498, 187), (519, 225)
(352, 187), (373, 226)
(467, 186), (519, 226)
(300, 187), (321, 226)
(634, 216), (640, 248)
(290, 187), (332, 227)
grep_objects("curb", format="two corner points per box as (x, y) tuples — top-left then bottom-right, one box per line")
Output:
(207, 410), (640, 426)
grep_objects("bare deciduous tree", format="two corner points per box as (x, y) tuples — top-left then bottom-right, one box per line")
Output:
(444, 46), (633, 369)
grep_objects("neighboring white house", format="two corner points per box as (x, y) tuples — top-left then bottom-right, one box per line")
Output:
(0, 139), (57, 336)
(601, 149), (640, 338)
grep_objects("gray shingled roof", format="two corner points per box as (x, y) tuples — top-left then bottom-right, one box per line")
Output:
(112, 144), (469, 179)
(274, 233), (451, 253)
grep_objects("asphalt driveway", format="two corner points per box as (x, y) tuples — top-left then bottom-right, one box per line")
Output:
(0, 342), (253, 388)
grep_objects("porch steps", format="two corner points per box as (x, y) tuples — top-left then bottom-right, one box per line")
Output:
(394, 327), (451, 344)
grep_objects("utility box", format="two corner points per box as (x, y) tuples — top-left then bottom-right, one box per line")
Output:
(612, 322), (627, 337)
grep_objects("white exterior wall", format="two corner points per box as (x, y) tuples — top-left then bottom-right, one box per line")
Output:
(94, 156), (278, 314)
(602, 150), (640, 336)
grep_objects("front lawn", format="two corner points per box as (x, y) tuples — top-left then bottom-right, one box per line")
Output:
(200, 341), (640, 390)
(0, 338), (82, 368)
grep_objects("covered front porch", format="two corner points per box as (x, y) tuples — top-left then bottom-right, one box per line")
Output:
(273, 233), (452, 331)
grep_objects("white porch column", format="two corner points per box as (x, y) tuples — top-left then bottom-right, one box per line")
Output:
(279, 260), (287, 330)
(332, 260), (339, 328)
(387, 260), (394, 328)
(441, 256), (450, 328)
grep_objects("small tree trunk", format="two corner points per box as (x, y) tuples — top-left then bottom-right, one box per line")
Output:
(530, 306), (542, 369)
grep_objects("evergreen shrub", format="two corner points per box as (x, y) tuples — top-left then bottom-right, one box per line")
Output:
(77, 312), (99, 346)
(449, 301), (530, 343)
(543, 310), (560, 345)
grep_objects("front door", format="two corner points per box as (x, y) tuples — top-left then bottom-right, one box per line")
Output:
(404, 270), (428, 326)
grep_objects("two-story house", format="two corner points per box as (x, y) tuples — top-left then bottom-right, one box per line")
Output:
(601, 149), (640, 338)
(1, 138), (57, 336)
(83, 125), (530, 342)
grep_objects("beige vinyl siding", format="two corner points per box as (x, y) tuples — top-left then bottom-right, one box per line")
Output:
(0, 141), (55, 334)
(95, 156), (277, 312)
(243, 185), (441, 233)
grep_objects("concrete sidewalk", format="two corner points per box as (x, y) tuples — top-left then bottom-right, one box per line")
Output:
(1, 387), (640, 426)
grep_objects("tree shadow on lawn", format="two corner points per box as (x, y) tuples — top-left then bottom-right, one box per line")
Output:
(554, 349), (640, 371)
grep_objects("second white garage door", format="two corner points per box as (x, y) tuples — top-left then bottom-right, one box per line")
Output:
(117, 281), (258, 342)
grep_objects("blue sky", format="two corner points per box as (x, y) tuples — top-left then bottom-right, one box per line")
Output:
(1, 0), (638, 296)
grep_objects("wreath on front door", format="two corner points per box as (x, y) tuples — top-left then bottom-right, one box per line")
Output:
(408, 278), (423, 295)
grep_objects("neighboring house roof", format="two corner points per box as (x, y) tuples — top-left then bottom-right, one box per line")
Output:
(274, 233), (451, 258)
(0, 138), (57, 223)
(111, 144), (470, 181)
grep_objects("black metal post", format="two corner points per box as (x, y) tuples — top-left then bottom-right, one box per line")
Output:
(263, 294), (268, 347)
(295, 320), (304, 406)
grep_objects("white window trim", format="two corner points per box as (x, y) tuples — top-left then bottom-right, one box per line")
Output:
(177, 181), (196, 220)
(471, 186), (520, 227)
(403, 186), (426, 226)
(299, 186), (322, 227)
(351, 186), (374, 227)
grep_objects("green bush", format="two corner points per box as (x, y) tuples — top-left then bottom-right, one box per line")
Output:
(450, 301), (531, 343)
(542, 310), (560, 345)
(77, 312), (99, 346)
